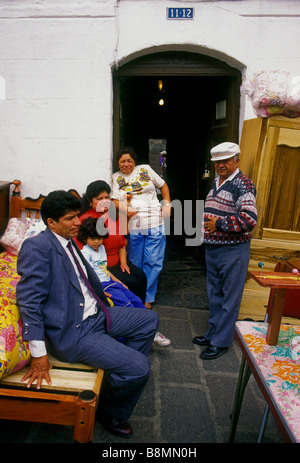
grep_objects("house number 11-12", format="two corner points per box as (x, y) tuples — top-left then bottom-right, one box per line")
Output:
(167, 8), (194, 20)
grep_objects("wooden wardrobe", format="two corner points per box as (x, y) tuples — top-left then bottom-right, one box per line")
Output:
(238, 115), (300, 321)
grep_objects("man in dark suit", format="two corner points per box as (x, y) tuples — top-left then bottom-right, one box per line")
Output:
(16, 190), (159, 438)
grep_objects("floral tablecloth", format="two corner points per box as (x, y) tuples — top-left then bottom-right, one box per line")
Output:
(236, 320), (300, 442)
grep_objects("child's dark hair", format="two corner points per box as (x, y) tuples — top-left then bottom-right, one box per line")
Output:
(77, 217), (109, 244)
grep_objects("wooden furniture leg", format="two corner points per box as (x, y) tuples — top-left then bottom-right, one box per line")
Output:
(74, 390), (98, 443)
(266, 288), (286, 345)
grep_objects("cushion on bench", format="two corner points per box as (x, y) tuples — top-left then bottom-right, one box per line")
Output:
(0, 252), (31, 380)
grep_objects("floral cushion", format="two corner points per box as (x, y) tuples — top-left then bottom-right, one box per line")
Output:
(0, 218), (28, 255)
(23, 218), (46, 239)
(0, 252), (30, 379)
(0, 217), (46, 256)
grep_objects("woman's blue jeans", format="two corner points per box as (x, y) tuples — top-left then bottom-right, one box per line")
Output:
(127, 225), (166, 304)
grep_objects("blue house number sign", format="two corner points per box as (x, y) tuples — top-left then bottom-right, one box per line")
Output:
(167, 7), (194, 20)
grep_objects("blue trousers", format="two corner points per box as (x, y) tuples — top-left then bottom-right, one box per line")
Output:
(102, 279), (146, 309)
(127, 225), (166, 304)
(108, 260), (147, 303)
(69, 306), (159, 421)
(204, 241), (250, 347)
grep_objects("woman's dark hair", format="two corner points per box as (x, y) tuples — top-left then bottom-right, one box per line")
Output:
(115, 146), (137, 164)
(41, 190), (81, 225)
(77, 217), (109, 244)
(80, 180), (111, 216)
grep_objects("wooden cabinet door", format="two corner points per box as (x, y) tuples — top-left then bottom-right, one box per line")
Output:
(253, 123), (300, 238)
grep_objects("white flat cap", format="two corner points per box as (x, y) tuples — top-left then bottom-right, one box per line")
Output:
(210, 142), (240, 161)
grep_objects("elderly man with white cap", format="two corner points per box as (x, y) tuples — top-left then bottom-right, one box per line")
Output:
(193, 142), (257, 359)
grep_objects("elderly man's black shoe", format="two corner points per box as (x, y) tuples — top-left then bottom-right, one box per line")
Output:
(193, 335), (210, 346)
(200, 345), (228, 360)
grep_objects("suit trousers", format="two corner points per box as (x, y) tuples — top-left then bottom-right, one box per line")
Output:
(204, 241), (250, 348)
(69, 305), (159, 421)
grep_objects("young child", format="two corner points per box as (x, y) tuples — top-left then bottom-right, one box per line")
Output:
(77, 217), (146, 309)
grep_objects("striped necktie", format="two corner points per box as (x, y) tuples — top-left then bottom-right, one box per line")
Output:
(67, 241), (112, 332)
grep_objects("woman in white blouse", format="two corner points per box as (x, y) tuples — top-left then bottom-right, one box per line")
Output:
(112, 147), (171, 346)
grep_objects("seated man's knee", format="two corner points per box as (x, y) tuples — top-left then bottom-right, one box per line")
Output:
(147, 309), (159, 328)
(134, 355), (151, 382)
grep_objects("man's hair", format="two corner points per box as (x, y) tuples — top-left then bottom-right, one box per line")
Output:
(77, 217), (109, 244)
(41, 190), (81, 225)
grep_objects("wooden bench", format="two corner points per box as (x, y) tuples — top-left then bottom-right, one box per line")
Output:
(0, 354), (104, 442)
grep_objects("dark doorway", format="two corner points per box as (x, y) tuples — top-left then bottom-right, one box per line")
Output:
(113, 52), (241, 253)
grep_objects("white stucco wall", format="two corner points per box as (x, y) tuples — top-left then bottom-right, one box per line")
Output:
(0, 0), (299, 198)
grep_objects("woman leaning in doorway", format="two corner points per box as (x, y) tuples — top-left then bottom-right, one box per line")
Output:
(111, 147), (171, 346)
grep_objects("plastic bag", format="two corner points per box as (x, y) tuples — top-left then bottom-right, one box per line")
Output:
(241, 70), (300, 118)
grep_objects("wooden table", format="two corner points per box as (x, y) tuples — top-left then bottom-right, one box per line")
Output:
(250, 270), (300, 345)
(285, 260), (300, 271)
(228, 321), (300, 443)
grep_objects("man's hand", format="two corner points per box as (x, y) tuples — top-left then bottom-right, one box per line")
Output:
(21, 355), (52, 389)
(204, 217), (218, 233)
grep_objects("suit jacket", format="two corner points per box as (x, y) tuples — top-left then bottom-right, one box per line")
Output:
(16, 227), (109, 361)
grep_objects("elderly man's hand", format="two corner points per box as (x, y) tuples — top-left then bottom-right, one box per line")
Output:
(21, 355), (52, 390)
(204, 217), (218, 233)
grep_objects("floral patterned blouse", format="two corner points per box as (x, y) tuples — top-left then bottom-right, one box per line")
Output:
(112, 164), (165, 231)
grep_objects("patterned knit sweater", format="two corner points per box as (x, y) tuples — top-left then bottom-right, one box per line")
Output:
(204, 170), (257, 245)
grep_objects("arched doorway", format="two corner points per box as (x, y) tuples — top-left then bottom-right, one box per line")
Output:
(113, 51), (242, 252)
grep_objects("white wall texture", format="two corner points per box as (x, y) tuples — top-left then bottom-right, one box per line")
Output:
(0, 0), (299, 198)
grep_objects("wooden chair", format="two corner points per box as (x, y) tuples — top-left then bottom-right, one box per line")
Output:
(0, 354), (104, 443)
(9, 179), (82, 218)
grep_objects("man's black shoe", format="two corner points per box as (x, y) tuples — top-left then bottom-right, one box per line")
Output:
(200, 345), (228, 360)
(97, 410), (133, 438)
(193, 336), (210, 346)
